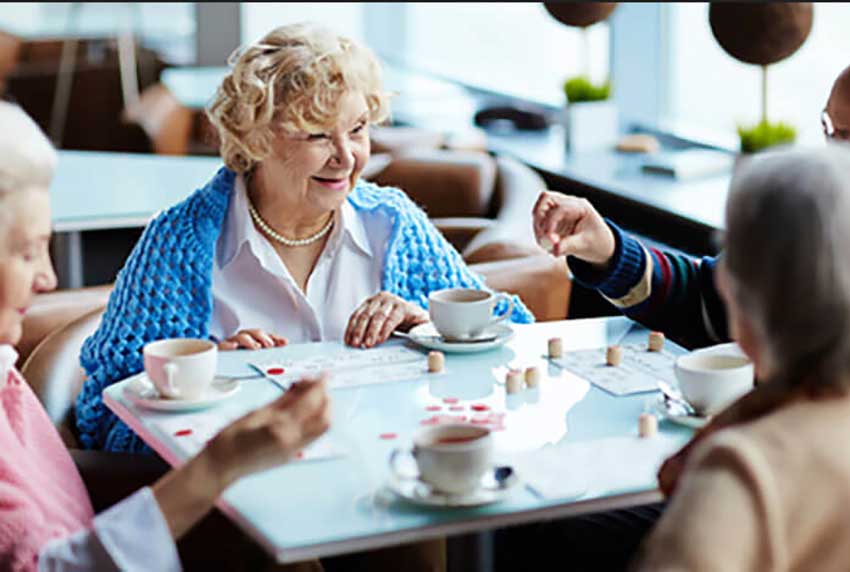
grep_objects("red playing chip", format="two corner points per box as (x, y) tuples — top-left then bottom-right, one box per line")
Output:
(442, 397), (459, 404)
(420, 417), (439, 426)
(174, 429), (193, 437)
(470, 404), (490, 412)
(379, 432), (398, 440)
(267, 367), (285, 375)
(471, 418), (490, 425)
(449, 405), (465, 412)
(425, 405), (442, 412)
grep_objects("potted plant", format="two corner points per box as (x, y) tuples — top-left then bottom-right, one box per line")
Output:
(544, 3), (619, 153)
(709, 3), (813, 153)
(562, 75), (616, 153)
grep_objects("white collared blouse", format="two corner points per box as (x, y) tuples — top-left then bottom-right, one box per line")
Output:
(209, 175), (393, 343)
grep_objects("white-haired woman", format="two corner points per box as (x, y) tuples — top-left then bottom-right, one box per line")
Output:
(0, 101), (330, 571)
(636, 144), (850, 569)
(75, 22), (531, 455)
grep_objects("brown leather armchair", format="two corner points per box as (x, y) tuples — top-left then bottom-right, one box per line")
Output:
(20, 304), (169, 508)
(367, 148), (571, 320)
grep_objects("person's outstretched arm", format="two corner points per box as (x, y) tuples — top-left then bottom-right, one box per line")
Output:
(37, 377), (330, 571)
(532, 191), (728, 347)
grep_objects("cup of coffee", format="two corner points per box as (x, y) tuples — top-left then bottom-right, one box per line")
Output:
(428, 288), (514, 341)
(390, 424), (493, 494)
(143, 338), (218, 400)
(674, 347), (754, 416)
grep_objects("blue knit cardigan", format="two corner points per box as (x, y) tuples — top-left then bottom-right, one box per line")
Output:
(77, 167), (533, 452)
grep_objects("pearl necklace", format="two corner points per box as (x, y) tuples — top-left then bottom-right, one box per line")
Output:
(247, 200), (334, 247)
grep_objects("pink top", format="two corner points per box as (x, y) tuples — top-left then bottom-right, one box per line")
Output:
(0, 346), (93, 571)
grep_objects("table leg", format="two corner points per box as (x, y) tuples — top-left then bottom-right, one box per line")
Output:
(52, 230), (84, 289)
(447, 531), (493, 572)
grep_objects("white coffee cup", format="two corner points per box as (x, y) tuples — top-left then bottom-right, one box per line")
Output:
(143, 338), (218, 400)
(391, 424), (493, 494)
(675, 347), (754, 415)
(428, 288), (513, 341)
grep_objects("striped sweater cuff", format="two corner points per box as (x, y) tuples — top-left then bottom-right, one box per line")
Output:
(569, 220), (647, 299)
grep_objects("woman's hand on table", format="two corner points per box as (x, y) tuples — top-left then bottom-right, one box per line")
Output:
(206, 373), (331, 483)
(218, 329), (288, 351)
(532, 190), (616, 269)
(344, 291), (429, 348)
(152, 374), (331, 539)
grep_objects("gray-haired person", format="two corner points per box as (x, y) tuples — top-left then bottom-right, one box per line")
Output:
(638, 144), (850, 569)
(499, 145), (850, 570)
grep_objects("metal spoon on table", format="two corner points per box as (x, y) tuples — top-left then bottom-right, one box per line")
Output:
(657, 380), (698, 417)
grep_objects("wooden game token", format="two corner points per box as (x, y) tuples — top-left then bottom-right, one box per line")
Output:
(525, 366), (541, 388)
(548, 337), (563, 358)
(506, 369), (523, 394)
(606, 345), (623, 366)
(648, 331), (665, 352)
(428, 350), (445, 373)
(638, 413), (658, 438)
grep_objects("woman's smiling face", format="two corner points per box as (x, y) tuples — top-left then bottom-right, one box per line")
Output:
(0, 188), (57, 346)
(259, 90), (371, 213)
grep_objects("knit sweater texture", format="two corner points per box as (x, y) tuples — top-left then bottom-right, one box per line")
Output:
(77, 168), (533, 452)
(0, 346), (94, 571)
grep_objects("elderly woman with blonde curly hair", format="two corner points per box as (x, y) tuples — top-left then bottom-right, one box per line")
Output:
(76, 22), (530, 454)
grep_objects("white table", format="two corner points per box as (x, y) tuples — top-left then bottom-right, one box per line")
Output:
(50, 150), (223, 288)
(103, 317), (694, 564)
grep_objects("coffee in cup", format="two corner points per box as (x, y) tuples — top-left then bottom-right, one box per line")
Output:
(143, 338), (218, 400)
(428, 288), (513, 341)
(391, 424), (493, 494)
(674, 348), (754, 415)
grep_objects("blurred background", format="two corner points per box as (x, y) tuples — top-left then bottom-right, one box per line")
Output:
(2, 2), (847, 150)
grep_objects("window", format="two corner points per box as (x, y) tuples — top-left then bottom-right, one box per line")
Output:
(0, 3), (196, 64)
(396, 3), (609, 107)
(241, 2), (365, 46)
(667, 3), (850, 145)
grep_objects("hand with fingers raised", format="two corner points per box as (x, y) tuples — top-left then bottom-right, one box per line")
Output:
(532, 190), (616, 269)
(218, 328), (289, 351)
(150, 373), (332, 540)
(344, 291), (429, 348)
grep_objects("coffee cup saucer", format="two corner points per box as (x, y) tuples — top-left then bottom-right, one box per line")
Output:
(652, 396), (710, 430)
(398, 323), (514, 354)
(124, 374), (240, 412)
(387, 465), (519, 507)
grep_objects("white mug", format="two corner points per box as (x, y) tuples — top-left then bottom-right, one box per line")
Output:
(675, 346), (754, 415)
(428, 288), (513, 341)
(143, 338), (218, 400)
(390, 424), (493, 494)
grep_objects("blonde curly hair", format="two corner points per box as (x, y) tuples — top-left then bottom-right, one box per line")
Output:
(207, 23), (391, 173)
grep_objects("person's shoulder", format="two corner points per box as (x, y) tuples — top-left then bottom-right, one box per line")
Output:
(147, 166), (234, 230)
(349, 178), (414, 208)
(692, 399), (849, 477)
